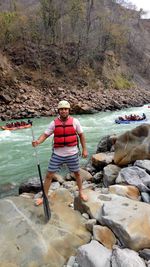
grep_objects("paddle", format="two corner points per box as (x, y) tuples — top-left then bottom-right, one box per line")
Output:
(31, 127), (51, 222)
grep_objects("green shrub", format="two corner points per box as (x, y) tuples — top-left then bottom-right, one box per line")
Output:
(113, 74), (133, 89)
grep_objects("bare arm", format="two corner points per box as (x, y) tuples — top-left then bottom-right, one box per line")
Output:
(78, 133), (88, 158)
(32, 133), (49, 147)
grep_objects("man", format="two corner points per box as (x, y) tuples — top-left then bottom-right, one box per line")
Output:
(32, 100), (88, 205)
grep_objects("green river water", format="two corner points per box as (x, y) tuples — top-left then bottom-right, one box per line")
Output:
(0, 104), (150, 190)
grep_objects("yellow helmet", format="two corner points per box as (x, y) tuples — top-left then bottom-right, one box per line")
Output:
(58, 100), (70, 109)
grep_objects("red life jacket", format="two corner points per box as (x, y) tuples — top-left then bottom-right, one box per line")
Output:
(54, 116), (78, 148)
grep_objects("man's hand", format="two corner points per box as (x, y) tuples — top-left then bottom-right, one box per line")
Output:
(82, 148), (88, 158)
(32, 133), (48, 147)
(32, 140), (39, 147)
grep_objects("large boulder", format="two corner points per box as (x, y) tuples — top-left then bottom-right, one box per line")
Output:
(111, 246), (146, 267)
(75, 189), (150, 251)
(116, 166), (150, 192)
(76, 240), (111, 267)
(0, 189), (91, 267)
(114, 124), (150, 166)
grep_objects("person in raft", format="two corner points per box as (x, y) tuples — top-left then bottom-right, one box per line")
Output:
(32, 100), (88, 205)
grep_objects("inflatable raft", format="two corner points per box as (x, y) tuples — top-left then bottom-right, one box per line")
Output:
(115, 118), (147, 124)
(0, 124), (32, 131)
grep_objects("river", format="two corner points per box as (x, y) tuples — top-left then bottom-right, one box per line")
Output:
(0, 104), (150, 194)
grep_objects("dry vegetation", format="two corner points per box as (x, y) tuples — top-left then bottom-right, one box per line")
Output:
(0, 0), (150, 107)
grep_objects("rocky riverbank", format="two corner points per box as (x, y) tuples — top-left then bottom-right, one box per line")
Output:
(1, 124), (150, 267)
(1, 83), (150, 121)
(1, 46), (150, 121)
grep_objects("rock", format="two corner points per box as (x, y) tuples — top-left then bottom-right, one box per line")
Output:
(92, 152), (114, 170)
(74, 190), (103, 219)
(52, 173), (65, 183)
(114, 124), (150, 166)
(72, 102), (95, 114)
(116, 166), (150, 192)
(108, 185), (140, 200)
(141, 192), (150, 203)
(134, 160), (150, 174)
(50, 181), (61, 191)
(82, 213), (90, 220)
(93, 225), (116, 249)
(75, 189), (150, 251)
(0, 93), (11, 103)
(19, 177), (41, 194)
(0, 189), (91, 267)
(19, 175), (64, 195)
(139, 248), (150, 261)
(66, 168), (92, 182)
(96, 135), (115, 153)
(66, 256), (76, 267)
(73, 263), (79, 267)
(92, 171), (103, 184)
(63, 181), (76, 190)
(76, 240), (111, 267)
(111, 246), (146, 267)
(0, 182), (17, 198)
(85, 219), (97, 232)
(50, 188), (73, 205)
(82, 181), (95, 191)
(103, 164), (121, 187)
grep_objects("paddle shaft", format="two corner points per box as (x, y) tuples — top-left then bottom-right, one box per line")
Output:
(31, 127), (51, 222)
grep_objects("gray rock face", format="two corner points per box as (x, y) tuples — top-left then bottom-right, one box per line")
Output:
(141, 192), (150, 203)
(93, 171), (103, 184)
(116, 166), (150, 192)
(100, 194), (150, 251)
(111, 246), (146, 267)
(76, 240), (111, 267)
(19, 177), (42, 194)
(96, 135), (114, 153)
(75, 189), (150, 251)
(134, 160), (150, 174)
(103, 164), (121, 187)
(0, 190), (91, 267)
(139, 248), (150, 261)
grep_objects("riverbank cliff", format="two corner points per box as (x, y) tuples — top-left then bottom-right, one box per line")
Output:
(0, 48), (150, 121)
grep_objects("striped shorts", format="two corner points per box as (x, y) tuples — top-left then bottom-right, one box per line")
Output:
(48, 153), (80, 173)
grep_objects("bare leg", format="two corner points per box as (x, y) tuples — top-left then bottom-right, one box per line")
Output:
(74, 171), (88, 201)
(35, 171), (55, 205)
(43, 171), (55, 196)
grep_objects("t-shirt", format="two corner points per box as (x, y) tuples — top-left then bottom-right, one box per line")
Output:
(44, 116), (83, 156)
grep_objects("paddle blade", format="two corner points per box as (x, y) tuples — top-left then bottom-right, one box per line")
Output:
(43, 194), (51, 222)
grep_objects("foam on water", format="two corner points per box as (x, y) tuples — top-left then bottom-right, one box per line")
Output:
(0, 129), (12, 139)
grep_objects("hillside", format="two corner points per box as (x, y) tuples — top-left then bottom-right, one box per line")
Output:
(0, 0), (38, 10)
(0, 0), (150, 121)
